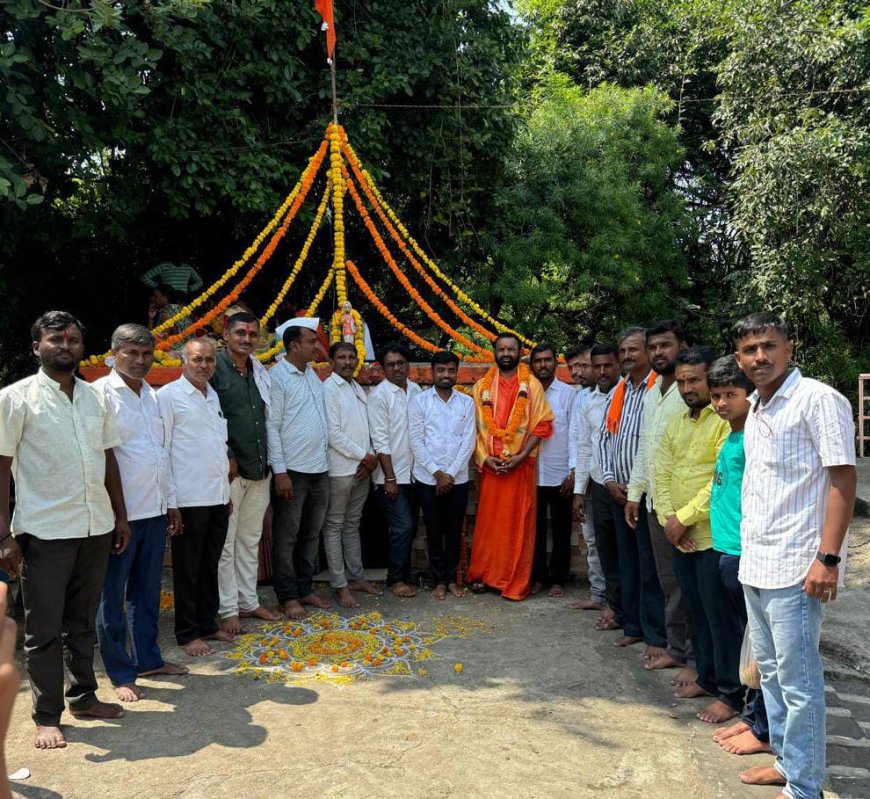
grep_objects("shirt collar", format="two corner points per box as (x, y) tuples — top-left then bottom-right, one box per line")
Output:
(37, 368), (81, 393)
(749, 367), (802, 409)
(681, 402), (717, 422)
(282, 356), (308, 376)
(108, 368), (153, 395)
(179, 374), (213, 398)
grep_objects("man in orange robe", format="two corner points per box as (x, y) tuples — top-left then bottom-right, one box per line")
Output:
(468, 334), (554, 600)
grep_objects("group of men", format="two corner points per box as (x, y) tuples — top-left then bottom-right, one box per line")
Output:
(0, 309), (857, 799)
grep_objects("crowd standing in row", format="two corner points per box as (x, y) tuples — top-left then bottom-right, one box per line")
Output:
(0, 310), (856, 799)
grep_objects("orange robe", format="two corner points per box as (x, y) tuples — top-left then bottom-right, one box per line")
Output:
(468, 371), (553, 600)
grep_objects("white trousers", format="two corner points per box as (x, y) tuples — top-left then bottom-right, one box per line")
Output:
(218, 476), (271, 617)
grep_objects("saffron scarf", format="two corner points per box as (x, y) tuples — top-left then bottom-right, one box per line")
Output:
(605, 371), (657, 434)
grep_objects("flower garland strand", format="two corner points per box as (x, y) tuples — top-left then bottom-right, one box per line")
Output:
(479, 362), (531, 455)
(157, 141), (328, 351)
(342, 170), (492, 359)
(327, 124), (347, 306)
(342, 147), (498, 347)
(342, 135), (534, 348)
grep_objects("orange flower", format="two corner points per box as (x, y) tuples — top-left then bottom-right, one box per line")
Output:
(479, 362), (532, 449)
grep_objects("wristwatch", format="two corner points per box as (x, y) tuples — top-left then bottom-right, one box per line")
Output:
(816, 551), (841, 567)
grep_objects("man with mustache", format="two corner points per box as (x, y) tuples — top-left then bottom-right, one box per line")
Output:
(598, 327), (666, 651)
(468, 334), (553, 600)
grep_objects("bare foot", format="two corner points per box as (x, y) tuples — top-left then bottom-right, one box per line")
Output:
(240, 606), (283, 621)
(529, 582), (544, 596)
(300, 592), (331, 609)
(547, 584), (565, 598)
(644, 654), (684, 671)
(697, 699), (741, 724)
(644, 645), (668, 661)
(220, 615), (248, 636)
(389, 582), (418, 598)
(713, 720), (748, 742)
(570, 598), (604, 611)
(113, 683), (144, 702)
(448, 582), (464, 598)
(70, 700), (125, 720)
(138, 661), (190, 677)
(280, 600), (308, 619)
(348, 579), (383, 596)
(181, 638), (215, 657)
(203, 629), (236, 643)
(335, 587), (361, 609)
(613, 635), (643, 648)
(431, 584), (447, 600)
(34, 726), (67, 749)
(739, 765), (785, 786)
(674, 681), (713, 699)
(671, 666), (698, 687)
(721, 729), (772, 755)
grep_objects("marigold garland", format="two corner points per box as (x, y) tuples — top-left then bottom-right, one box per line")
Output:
(479, 362), (531, 455)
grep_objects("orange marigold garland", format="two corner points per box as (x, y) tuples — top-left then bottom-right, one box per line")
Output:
(479, 362), (531, 456)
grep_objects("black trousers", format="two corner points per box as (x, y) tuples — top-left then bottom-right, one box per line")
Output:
(18, 531), (113, 726)
(532, 485), (573, 585)
(173, 505), (229, 645)
(588, 480), (622, 623)
(416, 481), (469, 586)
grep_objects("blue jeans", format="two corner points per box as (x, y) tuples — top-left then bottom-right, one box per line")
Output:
(719, 554), (768, 741)
(744, 582), (825, 799)
(97, 515), (167, 685)
(375, 484), (418, 586)
(612, 501), (666, 646)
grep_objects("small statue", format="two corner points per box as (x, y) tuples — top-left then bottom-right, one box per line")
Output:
(341, 301), (357, 344)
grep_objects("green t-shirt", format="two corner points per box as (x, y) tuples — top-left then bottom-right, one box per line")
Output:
(710, 430), (744, 556)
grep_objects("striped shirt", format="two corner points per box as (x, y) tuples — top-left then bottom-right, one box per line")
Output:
(140, 262), (204, 293)
(739, 369), (856, 589)
(266, 357), (329, 474)
(599, 372), (654, 486)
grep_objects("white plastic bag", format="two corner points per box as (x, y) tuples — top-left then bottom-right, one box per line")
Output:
(739, 625), (761, 690)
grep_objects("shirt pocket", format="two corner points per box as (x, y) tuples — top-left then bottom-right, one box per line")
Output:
(452, 414), (469, 438)
(82, 414), (107, 451)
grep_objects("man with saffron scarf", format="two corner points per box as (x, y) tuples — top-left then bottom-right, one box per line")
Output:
(468, 334), (554, 600)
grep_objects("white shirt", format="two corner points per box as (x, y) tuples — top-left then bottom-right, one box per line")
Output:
(408, 387), (476, 485)
(368, 379), (422, 485)
(0, 370), (121, 539)
(740, 369), (856, 589)
(322, 373), (373, 478)
(568, 387), (593, 472)
(158, 376), (230, 508)
(266, 357), (329, 474)
(94, 370), (172, 521)
(627, 376), (685, 510)
(573, 386), (611, 494)
(537, 379), (577, 487)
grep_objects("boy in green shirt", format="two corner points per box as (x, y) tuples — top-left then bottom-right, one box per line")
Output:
(708, 355), (770, 755)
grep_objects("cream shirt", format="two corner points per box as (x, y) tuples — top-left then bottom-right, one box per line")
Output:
(0, 369), (121, 539)
(323, 372), (373, 478)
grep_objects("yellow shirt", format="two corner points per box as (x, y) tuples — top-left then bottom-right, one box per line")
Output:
(654, 403), (729, 550)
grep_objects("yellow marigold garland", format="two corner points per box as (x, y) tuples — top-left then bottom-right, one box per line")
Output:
(327, 124), (347, 306)
(479, 361), (531, 455)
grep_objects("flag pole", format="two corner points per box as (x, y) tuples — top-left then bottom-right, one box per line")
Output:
(330, 52), (338, 125)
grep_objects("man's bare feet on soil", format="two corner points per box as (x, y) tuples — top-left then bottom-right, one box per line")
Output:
(644, 654), (683, 670)
(348, 579), (382, 596)
(34, 726), (66, 749)
(240, 606), (282, 621)
(548, 584), (565, 598)
(389, 582), (418, 598)
(671, 666), (698, 687)
(529, 582), (544, 596)
(70, 700), (125, 719)
(674, 681), (713, 699)
(570, 598), (604, 611)
(432, 584), (447, 600)
(300, 592), (331, 609)
(114, 683), (144, 702)
(280, 599), (308, 619)
(448, 582), (463, 598)
(713, 720), (748, 742)
(219, 615), (248, 636)
(644, 645), (668, 661)
(697, 699), (740, 724)
(138, 662), (189, 677)
(613, 635), (643, 648)
(721, 729), (772, 755)
(335, 587), (361, 608)
(739, 765), (785, 786)
(595, 608), (621, 630)
(203, 629), (236, 643)
(181, 638), (215, 657)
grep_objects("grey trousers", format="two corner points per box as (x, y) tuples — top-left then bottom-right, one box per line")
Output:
(18, 531), (113, 726)
(580, 497), (607, 604)
(648, 508), (692, 663)
(322, 474), (369, 588)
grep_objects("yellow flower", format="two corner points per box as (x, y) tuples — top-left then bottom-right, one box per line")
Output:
(454, 663), (463, 674)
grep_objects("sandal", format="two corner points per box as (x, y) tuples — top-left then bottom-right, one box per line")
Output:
(471, 581), (486, 594)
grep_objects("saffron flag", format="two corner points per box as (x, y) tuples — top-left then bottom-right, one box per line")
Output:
(315, 0), (336, 59)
